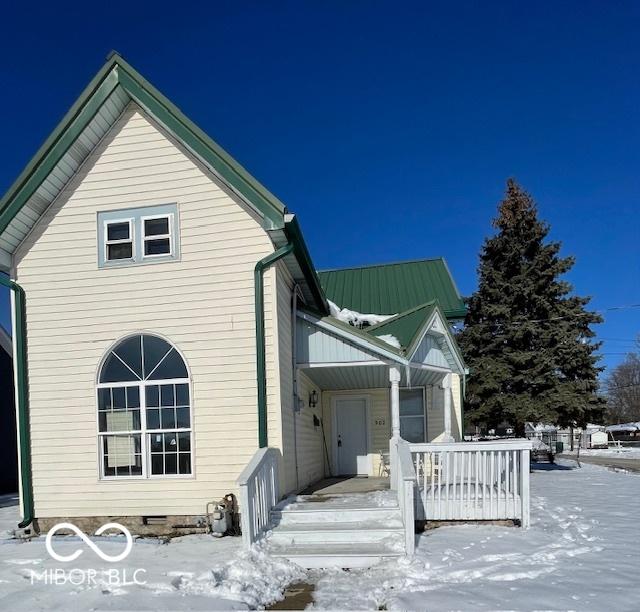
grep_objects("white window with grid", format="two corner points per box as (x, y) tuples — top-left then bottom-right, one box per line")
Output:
(97, 334), (192, 479)
(142, 215), (173, 258)
(104, 219), (134, 262)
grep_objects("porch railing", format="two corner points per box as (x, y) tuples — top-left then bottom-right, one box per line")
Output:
(392, 437), (417, 555)
(408, 440), (532, 527)
(236, 447), (280, 547)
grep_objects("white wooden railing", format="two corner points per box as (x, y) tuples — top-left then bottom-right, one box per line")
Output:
(409, 440), (532, 527)
(236, 447), (281, 547)
(394, 437), (417, 555)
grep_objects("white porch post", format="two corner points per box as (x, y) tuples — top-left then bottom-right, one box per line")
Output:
(442, 372), (455, 442)
(390, 365), (401, 439)
(389, 365), (401, 490)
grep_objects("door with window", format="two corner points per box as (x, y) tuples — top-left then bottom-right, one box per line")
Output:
(335, 397), (369, 475)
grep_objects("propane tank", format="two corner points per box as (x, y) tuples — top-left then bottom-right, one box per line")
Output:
(210, 501), (230, 537)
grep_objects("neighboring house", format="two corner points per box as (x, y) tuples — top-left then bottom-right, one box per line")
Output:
(606, 422), (640, 442)
(581, 426), (608, 449)
(0, 54), (531, 565)
(0, 325), (17, 493)
(526, 422), (608, 451)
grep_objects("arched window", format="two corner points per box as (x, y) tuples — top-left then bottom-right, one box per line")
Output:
(97, 334), (192, 479)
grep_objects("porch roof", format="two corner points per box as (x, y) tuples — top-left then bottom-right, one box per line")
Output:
(296, 307), (464, 390)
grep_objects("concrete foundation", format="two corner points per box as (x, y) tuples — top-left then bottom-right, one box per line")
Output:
(35, 514), (210, 537)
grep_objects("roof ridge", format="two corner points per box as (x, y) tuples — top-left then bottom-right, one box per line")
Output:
(317, 257), (445, 273)
(366, 300), (438, 332)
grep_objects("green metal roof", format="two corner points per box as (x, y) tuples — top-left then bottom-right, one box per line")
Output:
(317, 258), (466, 319)
(368, 301), (438, 350)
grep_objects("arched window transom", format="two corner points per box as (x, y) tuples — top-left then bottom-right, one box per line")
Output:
(97, 334), (192, 479)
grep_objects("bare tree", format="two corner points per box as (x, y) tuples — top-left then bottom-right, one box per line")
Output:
(605, 336), (640, 423)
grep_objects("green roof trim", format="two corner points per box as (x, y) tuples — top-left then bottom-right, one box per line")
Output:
(283, 216), (329, 314)
(317, 258), (466, 320)
(0, 53), (287, 235)
(368, 301), (438, 350)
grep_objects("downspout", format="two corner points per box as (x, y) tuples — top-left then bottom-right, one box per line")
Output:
(0, 274), (34, 528)
(254, 242), (294, 448)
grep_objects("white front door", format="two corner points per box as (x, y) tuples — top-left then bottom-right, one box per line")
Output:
(335, 397), (369, 475)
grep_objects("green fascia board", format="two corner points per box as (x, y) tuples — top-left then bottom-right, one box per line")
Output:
(283, 216), (329, 314)
(0, 62), (120, 235)
(0, 53), (286, 235)
(298, 306), (406, 360)
(317, 257), (467, 320)
(367, 301), (438, 349)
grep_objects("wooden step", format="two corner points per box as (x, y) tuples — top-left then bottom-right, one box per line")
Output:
(268, 521), (404, 545)
(267, 540), (405, 569)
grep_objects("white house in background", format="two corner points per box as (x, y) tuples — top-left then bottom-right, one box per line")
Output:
(0, 54), (531, 567)
(526, 422), (608, 450)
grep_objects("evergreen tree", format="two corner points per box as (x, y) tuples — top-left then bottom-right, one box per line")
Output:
(458, 179), (605, 436)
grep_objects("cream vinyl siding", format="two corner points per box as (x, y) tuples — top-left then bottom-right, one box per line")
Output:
(275, 265), (325, 493)
(294, 371), (325, 487)
(427, 374), (463, 442)
(15, 105), (285, 518)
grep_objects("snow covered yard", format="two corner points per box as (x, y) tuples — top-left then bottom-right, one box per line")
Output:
(311, 460), (640, 611)
(0, 495), (303, 610)
(566, 446), (640, 458)
(0, 459), (638, 611)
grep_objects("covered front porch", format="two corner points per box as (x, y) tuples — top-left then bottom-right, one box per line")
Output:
(295, 304), (464, 482)
(236, 301), (532, 564)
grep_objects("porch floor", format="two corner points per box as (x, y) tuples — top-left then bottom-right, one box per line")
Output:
(300, 476), (390, 496)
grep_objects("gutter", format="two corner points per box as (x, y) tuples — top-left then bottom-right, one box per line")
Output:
(0, 274), (33, 528)
(254, 242), (294, 448)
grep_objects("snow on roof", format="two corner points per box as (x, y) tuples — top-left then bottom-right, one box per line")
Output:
(328, 299), (395, 328)
(375, 333), (401, 348)
(606, 422), (640, 432)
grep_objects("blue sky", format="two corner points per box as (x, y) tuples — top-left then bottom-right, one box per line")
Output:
(0, 1), (638, 373)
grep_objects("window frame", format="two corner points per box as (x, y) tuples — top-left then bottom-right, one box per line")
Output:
(399, 386), (427, 444)
(103, 218), (135, 263)
(97, 204), (180, 268)
(96, 335), (194, 481)
(141, 213), (174, 259)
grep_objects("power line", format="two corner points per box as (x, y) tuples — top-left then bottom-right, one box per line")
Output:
(463, 303), (640, 330)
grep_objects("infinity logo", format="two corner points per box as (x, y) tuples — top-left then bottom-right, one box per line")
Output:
(45, 522), (133, 563)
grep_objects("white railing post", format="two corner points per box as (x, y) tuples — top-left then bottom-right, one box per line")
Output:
(395, 437), (416, 556)
(236, 447), (282, 548)
(520, 447), (530, 528)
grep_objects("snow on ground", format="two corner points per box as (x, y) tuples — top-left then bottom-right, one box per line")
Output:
(0, 494), (303, 610)
(565, 446), (640, 458)
(311, 460), (640, 611)
(1, 461), (639, 611)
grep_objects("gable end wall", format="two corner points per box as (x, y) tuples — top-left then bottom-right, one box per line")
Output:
(13, 105), (285, 518)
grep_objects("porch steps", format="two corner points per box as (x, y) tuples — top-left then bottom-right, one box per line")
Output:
(265, 495), (405, 568)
